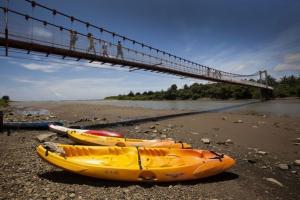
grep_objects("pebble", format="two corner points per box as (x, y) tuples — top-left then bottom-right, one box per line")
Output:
(256, 151), (268, 156)
(252, 125), (258, 128)
(201, 138), (210, 144)
(222, 116), (227, 120)
(233, 119), (243, 123)
(217, 141), (226, 145)
(150, 125), (155, 129)
(152, 130), (158, 133)
(225, 139), (233, 144)
(247, 159), (258, 164)
(151, 133), (157, 137)
(36, 133), (57, 142)
(134, 126), (140, 130)
(291, 171), (297, 174)
(191, 132), (199, 135)
(278, 164), (289, 170)
(294, 160), (300, 166)
(264, 178), (283, 187)
(69, 193), (76, 198)
(293, 138), (300, 142)
(160, 134), (167, 139)
(167, 124), (174, 128)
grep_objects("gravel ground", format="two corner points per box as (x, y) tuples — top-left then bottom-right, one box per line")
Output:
(1, 104), (300, 199)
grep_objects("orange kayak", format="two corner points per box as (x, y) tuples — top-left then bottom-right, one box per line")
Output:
(67, 130), (191, 148)
(37, 143), (235, 182)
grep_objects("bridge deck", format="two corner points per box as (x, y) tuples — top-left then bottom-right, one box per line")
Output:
(0, 37), (273, 90)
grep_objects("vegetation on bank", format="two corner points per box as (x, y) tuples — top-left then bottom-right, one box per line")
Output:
(0, 96), (10, 107)
(105, 75), (300, 100)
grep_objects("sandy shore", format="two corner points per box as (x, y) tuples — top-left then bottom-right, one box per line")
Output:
(1, 101), (300, 199)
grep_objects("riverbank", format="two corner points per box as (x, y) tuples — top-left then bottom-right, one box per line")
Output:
(0, 101), (300, 199)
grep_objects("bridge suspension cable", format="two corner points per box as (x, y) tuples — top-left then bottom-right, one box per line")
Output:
(0, 0), (273, 90)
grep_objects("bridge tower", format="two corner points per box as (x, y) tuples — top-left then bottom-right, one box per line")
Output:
(259, 70), (270, 101)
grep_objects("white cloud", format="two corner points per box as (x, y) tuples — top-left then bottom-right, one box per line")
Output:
(21, 63), (62, 73)
(273, 64), (300, 72)
(190, 25), (300, 77)
(32, 26), (53, 38)
(284, 52), (300, 64)
(7, 55), (130, 73)
(273, 52), (300, 72)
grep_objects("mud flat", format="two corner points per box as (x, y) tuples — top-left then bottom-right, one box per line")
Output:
(0, 101), (300, 199)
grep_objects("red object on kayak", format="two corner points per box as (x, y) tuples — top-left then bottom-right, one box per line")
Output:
(48, 124), (124, 138)
(84, 130), (123, 138)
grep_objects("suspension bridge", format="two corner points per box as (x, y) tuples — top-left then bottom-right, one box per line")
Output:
(0, 0), (273, 90)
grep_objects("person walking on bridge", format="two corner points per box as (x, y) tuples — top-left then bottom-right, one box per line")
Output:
(102, 41), (109, 57)
(69, 30), (78, 51)
(116, 41), (124, 59)
(87, 33), (96, 54)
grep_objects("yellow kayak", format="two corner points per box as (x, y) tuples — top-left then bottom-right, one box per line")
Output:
(37, 143), (235, 182)
(67, 130), (191, 149)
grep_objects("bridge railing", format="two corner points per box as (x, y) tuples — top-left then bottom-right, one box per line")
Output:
(0, 4), (272, 89)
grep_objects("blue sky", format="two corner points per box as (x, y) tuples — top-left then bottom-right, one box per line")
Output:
(0, 0), (300, 100)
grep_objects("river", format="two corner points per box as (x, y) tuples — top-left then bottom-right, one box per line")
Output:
(70, 98), (300, 117)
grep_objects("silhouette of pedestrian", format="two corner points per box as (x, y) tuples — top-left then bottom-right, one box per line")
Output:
(87, 33), (96, 54)
(116, 41), (124, 59)
(102, 41), (109, 57)
(69, 30), (78, 50)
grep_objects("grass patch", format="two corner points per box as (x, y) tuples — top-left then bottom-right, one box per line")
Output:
(0, 99), (8, 107)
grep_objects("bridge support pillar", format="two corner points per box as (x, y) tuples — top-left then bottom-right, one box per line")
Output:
(259, 70), (270, 101)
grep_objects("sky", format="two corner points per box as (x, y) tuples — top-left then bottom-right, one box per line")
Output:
(0, 0), (300, 100)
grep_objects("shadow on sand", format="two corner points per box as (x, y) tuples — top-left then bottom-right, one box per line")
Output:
(38, 170), (239, 188)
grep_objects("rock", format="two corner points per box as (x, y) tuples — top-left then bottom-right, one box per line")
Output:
(261, 165), (268, 169)
(36, 133), (57, 142)
(293, 143), (300, 146)
(294, 160), (300, 166)
(144, 130), (149, 133)
(43, 142), (66, 155)
(225, 139), (233, 144)
(69, 193), (76, 198)
(155, 122), (160, 125)
(252, 125), (258, 128)
(167, 124), (174, 128)
(151, 133), (157, 137)
(233, 119), (243, 123)
(152, 130), (158, 133)
(162, 129), (167, 132)
(149, 125), (155, 129)
(256, 151), (267, 156)
(191, 132), (199, 135)
(160, 134), (167, 139)
(216, 141), (226, 145)
(134, 126), (140, 130)
(278, 164), (289, 170)
(222, 116), (227, 120)
(264, 178), (283, 187)
(293, 138), (300, 143)
(201, 138), (210, 144)
(247, 159), (258, 164)
(291, 170), (297, 174)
